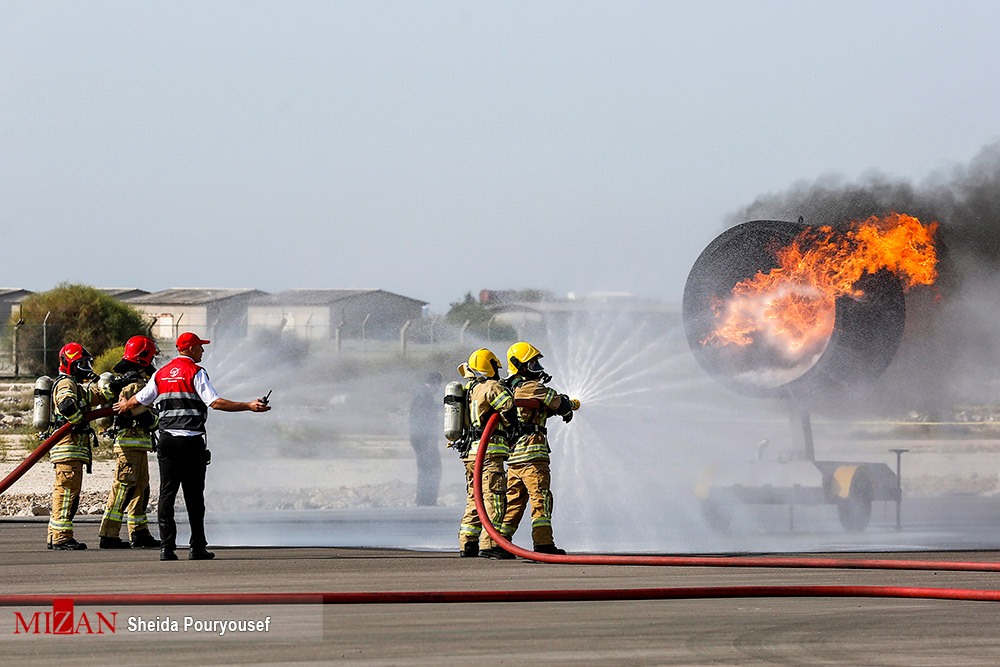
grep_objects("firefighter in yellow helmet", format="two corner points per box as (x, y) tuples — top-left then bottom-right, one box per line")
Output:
(457, 348), (518, 559)
(97, 335), (162, 549)
(47, 342), (115, 550)
(499, 342), (576, 555)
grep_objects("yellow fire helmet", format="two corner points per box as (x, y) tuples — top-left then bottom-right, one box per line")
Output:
(507, 341), (542, 376)
(467, 348), (501, 379)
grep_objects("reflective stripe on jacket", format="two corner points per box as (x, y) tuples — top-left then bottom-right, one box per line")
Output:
(50, 376), (105, 463)
(153, 357), (208, 434)
(507, 377), (561, 465)
(463, 378), (515, 461)
(114, 379), (156, 451)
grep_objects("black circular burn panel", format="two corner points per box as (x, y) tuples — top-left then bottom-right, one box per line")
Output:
(682, 220), (906, 399)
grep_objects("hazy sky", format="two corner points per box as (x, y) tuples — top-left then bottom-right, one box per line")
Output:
(2, 2), (997, 313)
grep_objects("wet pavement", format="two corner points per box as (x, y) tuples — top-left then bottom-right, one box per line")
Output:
(3, 514), (1000, 665)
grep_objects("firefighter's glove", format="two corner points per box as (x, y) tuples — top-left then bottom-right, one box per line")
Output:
(556, 394), (574, 417)
(561, 410), (574, 423)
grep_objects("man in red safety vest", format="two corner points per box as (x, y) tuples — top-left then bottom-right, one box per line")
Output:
(114, 332), (270, 561)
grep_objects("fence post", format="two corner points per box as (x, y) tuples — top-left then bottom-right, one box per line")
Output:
(460, 320), (471, 345)
(400, 320), (411, 357)
(362, 313), (372, 354)
(42, 311), (51, 374)
(12, 319), (23, 377)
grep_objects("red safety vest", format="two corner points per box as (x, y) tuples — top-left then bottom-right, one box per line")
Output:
(154, 356), (209, 433)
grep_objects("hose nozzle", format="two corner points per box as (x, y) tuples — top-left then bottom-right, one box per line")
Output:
(570, 398), (581, 411)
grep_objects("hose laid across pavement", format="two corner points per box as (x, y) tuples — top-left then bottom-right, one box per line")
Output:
(3, 402), (1000, 608)
(473, 406), (1000, 573)
(3, 585), (1000, 607)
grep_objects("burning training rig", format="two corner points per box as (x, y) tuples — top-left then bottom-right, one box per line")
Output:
(683, 214), (938, 532)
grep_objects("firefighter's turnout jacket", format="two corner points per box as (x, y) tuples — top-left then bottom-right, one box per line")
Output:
(49, 375), (112, 464)
(461, 377), (516, 463)
(506, 376), (564, 464)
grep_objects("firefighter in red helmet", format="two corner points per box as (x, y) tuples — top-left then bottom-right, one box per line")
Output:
(97, 335), (162, 549)
(47, 342), (115, 550)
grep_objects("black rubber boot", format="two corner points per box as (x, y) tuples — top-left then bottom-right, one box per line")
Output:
(479, 546), (516, 560)
(130, 530), (161, 549)
(188, 548), (216, 561)
(459, 542), (479, 558)
(99, 536), (132, 549)
(49, 538), (87, 551)
(533, 544), (566, 555)
(160, 548), (178, 561)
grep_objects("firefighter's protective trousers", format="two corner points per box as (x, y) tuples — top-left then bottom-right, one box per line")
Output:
(459, 455), (507, 550)
(48, 461), (84, 545)
(500, 460), (555, 547)
(98, 449), (151, 539)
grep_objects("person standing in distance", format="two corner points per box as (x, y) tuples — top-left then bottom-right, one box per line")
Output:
(409, 371), (443, 506)
(113, 332), (271, 561)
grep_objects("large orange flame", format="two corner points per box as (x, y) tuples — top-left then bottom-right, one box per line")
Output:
(704, 213), (938, 361)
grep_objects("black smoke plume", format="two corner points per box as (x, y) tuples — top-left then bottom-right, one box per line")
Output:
(724, 141), (1000, 415)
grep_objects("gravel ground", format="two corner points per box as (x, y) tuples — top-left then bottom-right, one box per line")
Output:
(0, 455), (465, 518)
(0, 458), (140, 517)
(0, 381), (461, 517)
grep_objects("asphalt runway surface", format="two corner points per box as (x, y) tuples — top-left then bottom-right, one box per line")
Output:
(4, 519), (1000, 666)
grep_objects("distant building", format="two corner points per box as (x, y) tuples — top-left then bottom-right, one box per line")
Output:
(126, 288), (267, 342)
(0, 289), (33, 326)
(484, 290), (681, 337)
(99, 288), (150, 301)
(247, 289), (427, 340)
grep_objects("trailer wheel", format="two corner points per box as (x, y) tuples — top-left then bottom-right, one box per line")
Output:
(837, 473), (873, 532)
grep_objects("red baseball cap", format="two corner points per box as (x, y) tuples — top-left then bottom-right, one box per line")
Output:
(176, 331), (211, 351)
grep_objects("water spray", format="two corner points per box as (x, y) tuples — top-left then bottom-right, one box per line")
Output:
(474, 406), (1000, 572)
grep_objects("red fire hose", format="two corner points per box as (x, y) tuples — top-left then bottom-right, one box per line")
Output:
(0, 407), (113, 495)
(3, 401), (1000, 608)
(473, 404), (1000, 573)
(3, 585), (1000, 607)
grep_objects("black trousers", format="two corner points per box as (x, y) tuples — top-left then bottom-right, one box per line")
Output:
(156, 432), (208, 551)
(410, 437), (442, 506)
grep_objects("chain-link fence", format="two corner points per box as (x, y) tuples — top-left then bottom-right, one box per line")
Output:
(0, 322), (66, 378)
(0, 317), (530, 379)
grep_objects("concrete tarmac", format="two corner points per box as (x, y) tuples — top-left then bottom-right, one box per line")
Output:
(3, 520), (1000, 665)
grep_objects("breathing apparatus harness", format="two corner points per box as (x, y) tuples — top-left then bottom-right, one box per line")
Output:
(444, 370), (519, 457)
(101, 367), (157, 446)
(50, 373), (99, 473)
